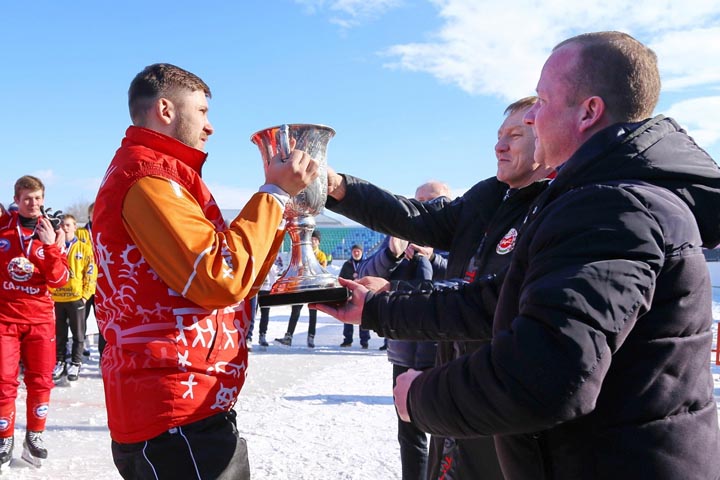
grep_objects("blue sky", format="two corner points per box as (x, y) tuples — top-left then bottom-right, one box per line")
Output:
(2, 0), (719, 217)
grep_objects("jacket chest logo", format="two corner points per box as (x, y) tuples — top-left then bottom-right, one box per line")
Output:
(8, 256), (35, 282)
(496, 228), (518, 255)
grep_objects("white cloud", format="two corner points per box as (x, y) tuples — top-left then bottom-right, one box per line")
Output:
(296, 0), (720, 150)
(381, 0), (720, 100)
(666, 96), (720, 147)
(294, 0), (403, 27)
(649, 27), (720, 91)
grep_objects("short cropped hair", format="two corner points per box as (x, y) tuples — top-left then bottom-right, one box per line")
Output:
(554, 31), (660, 122)
(63, 213), (77, 224)
(128, 63), (212, 125)
(504, 96), (538, 116)
(14, 175), (45, 198)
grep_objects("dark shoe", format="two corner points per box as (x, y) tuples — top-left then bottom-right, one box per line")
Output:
(307, 334), (315, 348)
(22, 431), (46, 466)
(258, 334), (269, 347)
(83, 349), (91, 357)
(0, 436), (13, 469)
(340, 341), (352, 347)
(361, 344), (369, 350)
(275, 333), (292, 346)
(378, 344), (388, 351)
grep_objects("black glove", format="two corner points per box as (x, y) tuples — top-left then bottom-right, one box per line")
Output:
(41, 206), (64, 230)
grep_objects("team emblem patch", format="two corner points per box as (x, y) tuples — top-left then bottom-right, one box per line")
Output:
(34, 403), (49, 419)
(0, 417), (10, 432)
(496, 228), (518, 255)
(0, 239), (10, 252)
(8, 256), (34, 282)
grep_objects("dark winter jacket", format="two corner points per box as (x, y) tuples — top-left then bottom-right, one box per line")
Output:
(357, 236), (447, 369)
(403, 116), (720, 479)
(338, 257), (362, 281)
(329, 174), (547, 479)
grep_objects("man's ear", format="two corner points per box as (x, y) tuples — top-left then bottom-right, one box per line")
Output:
(578, 96), (606, 133)
(154, 97), (175, 126)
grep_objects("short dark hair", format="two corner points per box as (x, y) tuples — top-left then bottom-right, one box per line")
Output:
(554, 31), (660, 122)
(128, 63), (211, 125)
(504, 96), (538, 116)
(14, 175), (45, 198)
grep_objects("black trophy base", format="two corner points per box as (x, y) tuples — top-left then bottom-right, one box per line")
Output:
(258, 287), (350, 307)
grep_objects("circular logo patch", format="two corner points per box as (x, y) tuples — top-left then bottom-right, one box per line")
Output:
(0, 417), (10, 432)
(34, 403), (49, 419)
(8, 256), (34, 282)
(496, 228), (518, 255)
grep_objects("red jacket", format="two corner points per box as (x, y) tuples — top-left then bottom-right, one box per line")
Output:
(94, 127), (284, 443)
(0, 212), (69, 324)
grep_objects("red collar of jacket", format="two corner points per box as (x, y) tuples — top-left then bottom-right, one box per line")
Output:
(123, 126), (208, 175)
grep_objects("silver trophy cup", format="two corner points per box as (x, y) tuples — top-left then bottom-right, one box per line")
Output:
(251, 124), (349, 307)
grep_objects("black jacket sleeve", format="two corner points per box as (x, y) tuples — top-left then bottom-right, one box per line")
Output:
(361, 273), (500, 341)
(327, 175), (505, 252)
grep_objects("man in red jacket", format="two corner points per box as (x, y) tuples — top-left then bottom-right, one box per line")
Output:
(0, 175), (69, 470)
(94, 63), (317, 479)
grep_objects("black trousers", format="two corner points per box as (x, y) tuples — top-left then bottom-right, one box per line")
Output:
(55, 300), (86, 364)
(286, 304), (317, 336)
(111, 410), (250, 480)
(85, 294), (107, 357)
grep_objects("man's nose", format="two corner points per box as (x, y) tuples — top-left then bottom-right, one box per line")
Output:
(523, 106), (536, 125)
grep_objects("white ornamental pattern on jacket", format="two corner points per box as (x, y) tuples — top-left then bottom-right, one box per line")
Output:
(94, 235), (249, 410)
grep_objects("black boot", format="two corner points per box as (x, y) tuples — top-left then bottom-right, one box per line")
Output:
(22, 431), (47, 467)
(0, 436), (13, 469)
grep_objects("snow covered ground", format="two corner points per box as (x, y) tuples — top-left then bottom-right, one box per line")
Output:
(6, 295), (720, 479)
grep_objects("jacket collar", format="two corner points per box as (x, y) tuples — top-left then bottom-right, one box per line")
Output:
(124, 126), (208, 174)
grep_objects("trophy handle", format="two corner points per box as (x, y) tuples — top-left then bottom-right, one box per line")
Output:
(278, 124), (291, 160)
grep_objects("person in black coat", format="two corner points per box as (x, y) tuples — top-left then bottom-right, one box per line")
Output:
(338, 244), (370, 347)
(318, 96), (552, 479)
(319, 32), (720, 479)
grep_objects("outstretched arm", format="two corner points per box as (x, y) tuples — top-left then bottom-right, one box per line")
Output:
(314, 273), (500, 341)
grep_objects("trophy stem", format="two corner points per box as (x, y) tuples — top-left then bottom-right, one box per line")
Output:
(285, 215), (330, 280)
(263, 216), (348, 306)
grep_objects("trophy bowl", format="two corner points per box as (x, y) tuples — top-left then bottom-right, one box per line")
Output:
(251, 124), (349, 307)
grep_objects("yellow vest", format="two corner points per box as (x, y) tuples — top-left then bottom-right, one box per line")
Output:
(314, 247), (328, 267)
(51, 238), (97, 302)
(76, 224), (92, 244)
